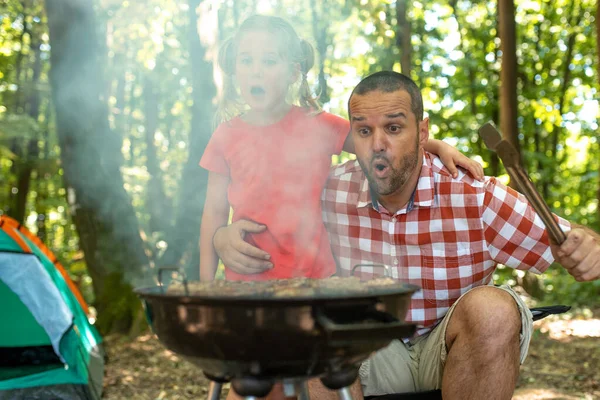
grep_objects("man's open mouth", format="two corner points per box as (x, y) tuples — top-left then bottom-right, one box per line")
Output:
(373, 160), (389, 178)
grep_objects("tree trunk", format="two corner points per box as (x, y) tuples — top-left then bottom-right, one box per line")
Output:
(498, 0), (520, 156)
(547, 1), (582, 198)
(6, 9), (30, 220)
(396, 0), (411, 76)
(12, 139), (36, 223)
(143, 75), (169, 234)
(35, 105), (52, 243)
(45, 0), (150, 334)
(26, 39), (43, 118)
(488, 15), (501, 178)
(13, 10), (30, 112)
(310, 0), (330, 104)
(489, 99), (501, 177)
(157, 0), (216, 280)
(112, 57), (127, 137)
(11, 37), (43, 224)
(531, 14), (546, 191)
(126, 73), (138, 166)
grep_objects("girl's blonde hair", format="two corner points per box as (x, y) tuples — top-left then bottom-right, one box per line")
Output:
(216, 15), (320, 123)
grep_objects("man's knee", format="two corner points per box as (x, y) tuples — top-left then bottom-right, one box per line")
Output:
(446, 287), (521, 347)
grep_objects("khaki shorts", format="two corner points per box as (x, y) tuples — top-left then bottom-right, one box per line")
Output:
(359, 285), (533, 396)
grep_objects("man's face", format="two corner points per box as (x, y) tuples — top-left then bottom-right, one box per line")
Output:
(349, 89), (429, 199)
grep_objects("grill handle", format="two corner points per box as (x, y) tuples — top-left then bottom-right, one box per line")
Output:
(315, 306), (415, 345)
(352, 264), (392, 278)
(157, 267), (189, 295)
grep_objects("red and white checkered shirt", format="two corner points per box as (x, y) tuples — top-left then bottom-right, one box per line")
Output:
(322, 152), (571, 337)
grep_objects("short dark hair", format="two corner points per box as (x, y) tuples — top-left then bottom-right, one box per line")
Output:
(348, 71), (423, 122)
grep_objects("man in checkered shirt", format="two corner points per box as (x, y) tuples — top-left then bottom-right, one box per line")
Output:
(212, 71), (600, 399)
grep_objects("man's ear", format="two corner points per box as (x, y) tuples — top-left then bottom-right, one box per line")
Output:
(419, 117), (430, 147)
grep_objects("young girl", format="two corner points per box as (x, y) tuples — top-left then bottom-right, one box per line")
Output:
(199, 15), (482, 283)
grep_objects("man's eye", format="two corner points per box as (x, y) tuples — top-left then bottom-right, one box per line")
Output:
(264, 58), (277, 66)
(358, 128), (370, 135)
(389, 125), (402, 133)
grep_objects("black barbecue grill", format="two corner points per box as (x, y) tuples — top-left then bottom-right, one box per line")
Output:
(135, 267), (419, 399)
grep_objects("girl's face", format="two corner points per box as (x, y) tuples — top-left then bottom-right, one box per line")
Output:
(235, 30), (298, 118)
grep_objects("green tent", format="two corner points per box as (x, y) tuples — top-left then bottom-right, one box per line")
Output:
(0, 215), (104, 399)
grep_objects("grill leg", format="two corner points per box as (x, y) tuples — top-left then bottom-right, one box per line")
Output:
(321, 369), (358, 400)
(282, 379), (310, 400)
(337, 387), (354, 400)
(207, 381), (223, 400)
(231, 378), (274, 398)
(297, 381), (310, 400)
(283, 381), (296, 397)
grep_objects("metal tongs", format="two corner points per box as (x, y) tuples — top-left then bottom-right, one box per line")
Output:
(478, 121), (566, 245)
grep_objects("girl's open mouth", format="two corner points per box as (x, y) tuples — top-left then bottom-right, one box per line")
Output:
(250, 86), (265, 96)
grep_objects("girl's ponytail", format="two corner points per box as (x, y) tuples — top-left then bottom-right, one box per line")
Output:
(215, 38), (241, 125)
(218, 38), (236, 76)
(298, 39), (320, 112)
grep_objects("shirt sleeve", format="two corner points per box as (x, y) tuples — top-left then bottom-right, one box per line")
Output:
(315, 111), (350, 155)
(199, 124), (231, 176)
(481, 177), (571, 274)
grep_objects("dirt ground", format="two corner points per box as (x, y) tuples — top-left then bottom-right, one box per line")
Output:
(102, 314), (600, 400)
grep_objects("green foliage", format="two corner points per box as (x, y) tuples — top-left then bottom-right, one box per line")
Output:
(540, 264), (600, 307)
(0, 113), (40, 141)
(494, 263), (600, 308)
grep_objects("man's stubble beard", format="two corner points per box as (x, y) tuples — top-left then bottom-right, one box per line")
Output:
(360, 136), (420, 197)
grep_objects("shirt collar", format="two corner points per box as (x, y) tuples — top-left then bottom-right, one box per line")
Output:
(356, 153), (436, 212)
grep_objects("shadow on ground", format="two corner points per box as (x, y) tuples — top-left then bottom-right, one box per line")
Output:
(102, 316), (600, 399)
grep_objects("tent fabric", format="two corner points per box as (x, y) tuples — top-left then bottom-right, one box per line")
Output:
(0, 383), (94, 400)
(0, 216), (89, 314)
(0, 215), (104, 399)
(0, 279), (52, 348)
(0, 252), (73, 361)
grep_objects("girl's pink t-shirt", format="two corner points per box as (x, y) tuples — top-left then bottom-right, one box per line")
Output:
(200, 106), (349, 280)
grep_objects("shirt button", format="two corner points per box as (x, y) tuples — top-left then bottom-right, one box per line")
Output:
(393, 259), (399, 266)
(392, 216), (397, 222)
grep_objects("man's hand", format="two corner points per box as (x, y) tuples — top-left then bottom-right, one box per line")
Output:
(213, 220), (273, 275)
(552, 226), (600, 281)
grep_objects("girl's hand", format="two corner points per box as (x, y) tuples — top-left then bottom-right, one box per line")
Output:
(426, 139), (484, 181)
(439, 148), (484, 181)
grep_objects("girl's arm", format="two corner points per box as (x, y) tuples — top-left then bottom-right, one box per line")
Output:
(424, 139), (484, 181)
(199, 171), (231, 281)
